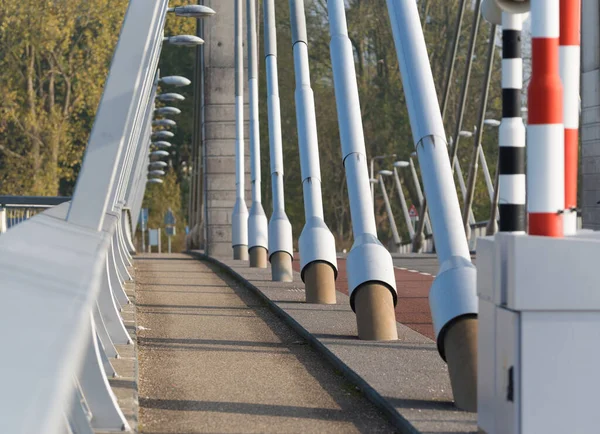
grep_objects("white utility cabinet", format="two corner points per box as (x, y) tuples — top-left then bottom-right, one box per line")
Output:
(477, 232), (600, 434)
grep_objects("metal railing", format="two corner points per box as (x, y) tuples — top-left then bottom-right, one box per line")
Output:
(0, 196), (71, 232)
(397, 216), (584, 254)
(0, 0), (166, 432)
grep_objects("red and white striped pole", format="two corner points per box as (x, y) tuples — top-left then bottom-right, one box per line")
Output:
(560, 0), (581, 235)
(527, 0), (564, 237)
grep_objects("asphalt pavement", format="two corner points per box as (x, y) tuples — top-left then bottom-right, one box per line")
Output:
(134, 254), (397, 433)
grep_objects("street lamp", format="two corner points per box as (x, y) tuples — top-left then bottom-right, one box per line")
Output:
(152, 119), (176, 128)
(392, 161), (415, 240)
(369, 153), (396, 206)
(156, 93), (185, 102)
(155, 107), (181, 116)
(149, 161), (168, 169)
(147, 178), (164, 184)
(163, 35), (204, 46)
(149, 170), (166, 176)
(377, 170), (402, 252)
(458, 125), (496, 202)
(167, 5), (216, 18)
(151, 150), (170, 158)
(447, 137), (476, 226)
(151, 140), (172, 149)
(484, 118), (501, 127)
(152, 130), (174, 140)
(158, 76), (191, 87)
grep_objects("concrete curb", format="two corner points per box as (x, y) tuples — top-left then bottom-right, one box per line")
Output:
(188, 251), (474, 433)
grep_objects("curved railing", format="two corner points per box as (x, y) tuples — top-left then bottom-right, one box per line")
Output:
(0, 0), (167, 432)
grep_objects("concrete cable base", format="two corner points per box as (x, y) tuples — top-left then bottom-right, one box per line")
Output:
(304, 261), (337, 304)
(270, 251), (294, 282)
(249, 245), (268, 268)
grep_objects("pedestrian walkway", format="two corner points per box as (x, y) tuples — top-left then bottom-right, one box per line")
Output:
(134, 254), (396, 433)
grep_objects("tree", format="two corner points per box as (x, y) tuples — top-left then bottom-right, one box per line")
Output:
(0, 0), (128, 195)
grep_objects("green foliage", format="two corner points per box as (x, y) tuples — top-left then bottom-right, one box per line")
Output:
(0, 0), (128, 195)
(0, 0), (505, 252)
(142, 170), (187, 252)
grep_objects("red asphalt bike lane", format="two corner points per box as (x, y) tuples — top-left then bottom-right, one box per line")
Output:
(291, 257), (435, 340)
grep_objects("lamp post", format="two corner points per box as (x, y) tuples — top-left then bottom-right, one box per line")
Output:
(376, 170), (401, 252)
(462, 25), (497, 241)
(407, 152), (433, 234)
(369, 154), (396, 205)
(392, 161), (415, 240)
(246, 0), (269, 268)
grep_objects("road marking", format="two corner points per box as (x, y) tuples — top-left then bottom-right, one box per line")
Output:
(394, 266), (435, 278)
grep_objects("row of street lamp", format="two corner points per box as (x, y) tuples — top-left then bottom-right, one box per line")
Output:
(146, 5), (216, 188)
(369, 117), (515, 246)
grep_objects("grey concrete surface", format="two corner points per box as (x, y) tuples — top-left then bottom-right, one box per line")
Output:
(135, 253), (396, 433)
(193, 252), (478, 434)
(582, 0), (600, 229)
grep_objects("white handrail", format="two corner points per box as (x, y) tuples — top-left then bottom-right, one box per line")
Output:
(0, 0), (169, 432)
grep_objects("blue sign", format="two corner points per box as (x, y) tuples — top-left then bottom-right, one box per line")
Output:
(139, 208), (148, 230)
(164, 208), (176, 225)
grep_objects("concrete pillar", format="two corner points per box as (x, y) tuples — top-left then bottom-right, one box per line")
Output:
(581, 0), (600, 229)
(201, 0), (251, 257)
